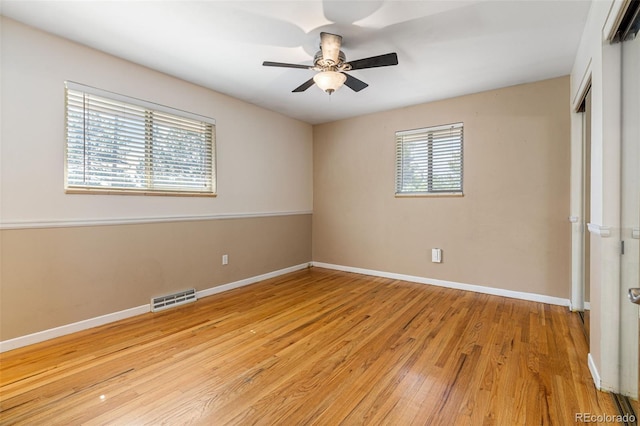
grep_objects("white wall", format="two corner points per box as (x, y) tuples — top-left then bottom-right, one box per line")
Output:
(0, 17), (313, 227)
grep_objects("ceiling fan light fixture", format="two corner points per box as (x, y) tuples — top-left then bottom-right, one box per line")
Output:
(313, 71), (347, 95)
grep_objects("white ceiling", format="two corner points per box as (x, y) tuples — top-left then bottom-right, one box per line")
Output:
(1, 0), (591, 124)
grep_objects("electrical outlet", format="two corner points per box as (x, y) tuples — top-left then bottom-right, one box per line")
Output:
(222, 254), (228, 265)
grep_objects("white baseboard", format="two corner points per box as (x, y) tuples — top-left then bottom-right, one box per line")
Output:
(569, 301), (591, 311)
(1, 262), (569, 353)
(0, 262), (311, 353)
(588, 353), (601, 390)
(0, 305), (150, 353)
(197, 263), (310, 299)
(312, 262), (571, 307)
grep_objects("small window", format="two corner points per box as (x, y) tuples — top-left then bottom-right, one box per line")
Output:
(395, 122), (463, 196)
(65, 82), (216, 196)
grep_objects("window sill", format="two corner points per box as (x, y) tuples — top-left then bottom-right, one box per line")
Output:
(65, 188), (217, 197)
(395, 192), (464, 198)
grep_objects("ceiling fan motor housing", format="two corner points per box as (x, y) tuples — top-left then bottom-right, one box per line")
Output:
(313, 50), (349, 71)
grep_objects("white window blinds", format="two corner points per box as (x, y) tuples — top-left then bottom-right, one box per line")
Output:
(395, 123), (463, 195)
(65, 82), (216, 195)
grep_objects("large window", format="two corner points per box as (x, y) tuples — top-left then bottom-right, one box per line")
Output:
(395, 122), (463, 196)
(65, 82), (216, 196)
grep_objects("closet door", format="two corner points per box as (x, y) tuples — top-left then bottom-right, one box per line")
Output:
(621, 11), (640, 412)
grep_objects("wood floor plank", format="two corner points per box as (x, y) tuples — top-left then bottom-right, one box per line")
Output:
(0, 267), (620, 425)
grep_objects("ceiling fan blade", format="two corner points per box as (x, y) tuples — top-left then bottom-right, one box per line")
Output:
(346, 53), (398, 70)
(292, 78), (316, 92)
(263, 61), (312, 70)
(343, 73), (369, 92)
(320, 32), (342, 64)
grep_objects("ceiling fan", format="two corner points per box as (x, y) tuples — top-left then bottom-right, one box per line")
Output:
(263, 32), (398, 95)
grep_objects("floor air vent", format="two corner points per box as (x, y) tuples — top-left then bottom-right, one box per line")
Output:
(151, 288), (197, 312)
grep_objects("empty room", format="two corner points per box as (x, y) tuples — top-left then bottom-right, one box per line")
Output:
(1, 0), (639, 424)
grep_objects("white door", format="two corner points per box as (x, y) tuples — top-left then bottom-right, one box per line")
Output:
(622, 28), (640, 412)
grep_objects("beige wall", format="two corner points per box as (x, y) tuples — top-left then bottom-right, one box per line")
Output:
(313, 76), (571, 298)
(0, 214), (311, 340)
(0, 17), (313, 342)
(0, 16), (573, 344)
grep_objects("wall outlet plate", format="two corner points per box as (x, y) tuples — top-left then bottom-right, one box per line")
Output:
(431, 248), (442, 263)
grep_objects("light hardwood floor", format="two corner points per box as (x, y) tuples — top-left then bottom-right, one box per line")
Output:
(0, 267), (619, 425)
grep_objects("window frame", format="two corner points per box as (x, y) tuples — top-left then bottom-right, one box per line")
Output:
(395, 122), (464, 197)
(64, 81), (216, 197)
